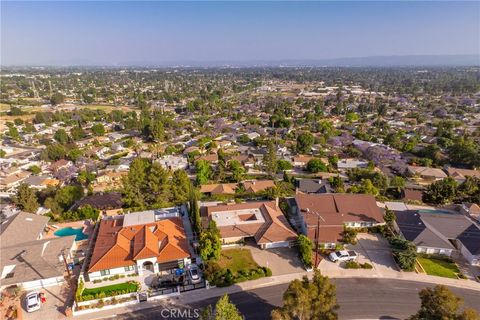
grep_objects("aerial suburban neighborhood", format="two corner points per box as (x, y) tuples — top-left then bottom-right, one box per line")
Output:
(1, 1), (480, 320)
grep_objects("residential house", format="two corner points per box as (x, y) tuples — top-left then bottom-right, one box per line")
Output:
(295, 179), (332, 194)
(407, 166), (447, 185)
(291, 194), (385, 248)
(201, 201), (297, 249)
(156, 155), (189, 171)
(87, 208), (190, 280)
(292, 155), (314, 168)
(394, 210), (480, 265)
(460, 203), (480, 222)
(337, 158), (369, 171)
(22, 175), (60, 190)
(242, 180), (275, 193)
(446, 167), (480, 184)
(0, 212), (76, 290)
(200, 183), (238, 196)
(71, 192), (123, 216)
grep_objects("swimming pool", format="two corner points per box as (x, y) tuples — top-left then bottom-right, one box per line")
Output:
(54, 227), (89, 241)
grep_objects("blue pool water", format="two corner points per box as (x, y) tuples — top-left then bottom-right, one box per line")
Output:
(54, 227), (88, 241)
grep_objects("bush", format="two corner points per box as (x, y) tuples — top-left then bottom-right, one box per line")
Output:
(360, 262), (373, 269)
(345, 261), (360, 269)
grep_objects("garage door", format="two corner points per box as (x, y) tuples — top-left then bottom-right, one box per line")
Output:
(264, 242), (290, 249)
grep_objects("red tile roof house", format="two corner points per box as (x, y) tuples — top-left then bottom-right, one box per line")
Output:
(291, 194), (385, 249)
(87, 209), (190, 281)
(201, 201), (297, 249)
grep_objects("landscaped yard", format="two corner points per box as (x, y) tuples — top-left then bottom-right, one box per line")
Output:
(216, 248), (260, 273)
(417, 256), (461, 279)
(205, 248), (272, 287)
(81, 281), (138, 300)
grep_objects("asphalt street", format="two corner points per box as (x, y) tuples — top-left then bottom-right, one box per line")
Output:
(114, 278), (480, 320)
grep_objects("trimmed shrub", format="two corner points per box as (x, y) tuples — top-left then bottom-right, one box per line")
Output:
(345, 261), (361, 269)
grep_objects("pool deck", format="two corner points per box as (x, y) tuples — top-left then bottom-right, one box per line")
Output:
(44, 220), (94, 240)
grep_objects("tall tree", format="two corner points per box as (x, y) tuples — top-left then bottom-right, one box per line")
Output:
(199, 220), (222, 261)
(263, 140), (278, 177)
(272, 270), (339, 320)
(201, 294), (243, 320)
(188, 182), (201, 233)
(409, 285), (479, 320)
(423, 177), (458, 204)
(296, 132), (315, 154)
(14, 184), (39, 213)
(195, 160), (212, 185)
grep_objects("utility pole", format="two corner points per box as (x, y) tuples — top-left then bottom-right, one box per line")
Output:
(306, 208), (325, 269)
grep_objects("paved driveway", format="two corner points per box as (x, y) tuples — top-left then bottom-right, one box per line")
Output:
(247, 245), (305, 275)
(348, 233), (399, 273)
(22, 282), (71, 320)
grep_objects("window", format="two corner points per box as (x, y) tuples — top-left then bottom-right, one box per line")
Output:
(124, 266), (135, 272)
(100, 269), (110, 276)
(5, 273), (14, 279)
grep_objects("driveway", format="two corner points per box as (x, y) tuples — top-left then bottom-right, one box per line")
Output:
(348, 233), (399, 273)
(21, 282), (71, 320)
(247, 245), (305, 276)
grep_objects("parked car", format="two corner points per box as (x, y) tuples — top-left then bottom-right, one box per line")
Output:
(25, 291), (41, 313)
(188, 264), (202, 284)
(328, 250), (358, 263)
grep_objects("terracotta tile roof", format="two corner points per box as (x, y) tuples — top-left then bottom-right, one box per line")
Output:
(88, 217), (190, 272)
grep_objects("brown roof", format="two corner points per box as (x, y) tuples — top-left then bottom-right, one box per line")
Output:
(200, 183), (238, 195)
(293, 155), (314, 164)
(88, 217), (190, 272)
(295, 194), (384, 242)
(402, 188), (424, 202)
(447, 167), (480, 179)
(197, 154), (219, 163)
(242, 180), (275, 193)
(203, 201), (297, 244)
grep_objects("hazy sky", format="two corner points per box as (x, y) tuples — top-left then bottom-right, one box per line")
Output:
(1, 1), (479, 65)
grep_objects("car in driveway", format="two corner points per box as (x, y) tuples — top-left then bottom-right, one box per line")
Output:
(187, 264), (202, 284)
(25, 291), (41, 313)
(329, 250), (358, 263)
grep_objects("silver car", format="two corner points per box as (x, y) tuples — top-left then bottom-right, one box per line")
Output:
(25, 291), (41, 313)
(188, 264), (201, 284)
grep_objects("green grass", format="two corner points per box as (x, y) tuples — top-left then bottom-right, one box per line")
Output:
(216, 248), (259, 273)
(81, 281), (138, 297)
(417, 257), (460, 279)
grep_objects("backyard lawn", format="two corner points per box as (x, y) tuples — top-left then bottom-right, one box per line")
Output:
(216, 248), (260, 273)
(417, 256), (460, 279)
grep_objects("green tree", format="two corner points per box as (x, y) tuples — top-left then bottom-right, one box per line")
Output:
(228, 160), (246, 183)
(296, 132), (315, 154)
(215, 295), (243, 320)
(14, 184), (39, 213)
(196, 160), (212, 185)
(170, 170), (191, 205)
(54, 129), (69, 144)
(28, 165), (42, 175)
(297, 235), (313, 269)
(50, 92), (65, 105)
(423, 177), (458, 204)
(188, 183), (201, 233)
(201, 294), (243, 320)
(122, 158), (150, 210)
(91, 123), (106, 136)
(199, 220), (222, 262)
(409, 285), (479, 320)
(277, 159), (293, 172)
(263, 140), (278, 177)
(70, 126), (86, 141)
(271, 270), (338, 320)
(306, 158), (328, 173)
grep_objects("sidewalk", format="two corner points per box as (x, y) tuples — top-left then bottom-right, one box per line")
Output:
(74, 268), (480, 319)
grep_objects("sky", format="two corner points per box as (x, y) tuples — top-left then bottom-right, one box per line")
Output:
(1, 1), (479, 66)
